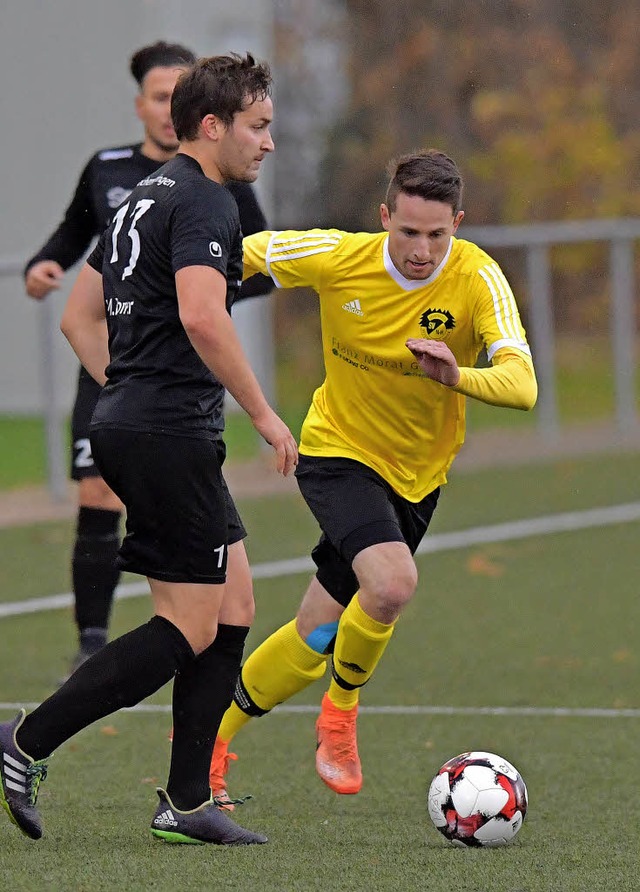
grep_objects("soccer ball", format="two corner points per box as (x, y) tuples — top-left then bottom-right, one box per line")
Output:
(427, 751), (528, 847)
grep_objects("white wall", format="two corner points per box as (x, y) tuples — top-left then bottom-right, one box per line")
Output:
(0, 0), (275, 413)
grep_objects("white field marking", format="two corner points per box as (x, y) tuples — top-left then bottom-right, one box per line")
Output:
(1, 702), (639, 718)
(2, 501), (640, 620)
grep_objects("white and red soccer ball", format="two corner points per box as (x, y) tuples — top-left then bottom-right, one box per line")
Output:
(427, 751), (528, 847)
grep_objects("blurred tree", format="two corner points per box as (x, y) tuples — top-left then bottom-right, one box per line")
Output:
(310, 0), (640, 331)
(318, 0), (640, 229)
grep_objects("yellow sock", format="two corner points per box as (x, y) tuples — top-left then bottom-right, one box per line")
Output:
(328, 593), (395, 710)
(218, 619), (328, 741)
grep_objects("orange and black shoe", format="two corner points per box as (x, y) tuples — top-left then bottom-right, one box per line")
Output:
(315, 693), (362, 794)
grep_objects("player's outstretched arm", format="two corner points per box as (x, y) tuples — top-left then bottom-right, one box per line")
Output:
(407, 337), (537, 411)
(60, 263), (109, 386)
(176, 265), (298, 476)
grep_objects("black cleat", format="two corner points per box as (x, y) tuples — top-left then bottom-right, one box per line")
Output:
(0, 710), (48, 840)
(151, 788), (268, 845)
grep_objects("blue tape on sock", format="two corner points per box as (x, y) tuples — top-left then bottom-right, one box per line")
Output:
(306, 621), (339, 654)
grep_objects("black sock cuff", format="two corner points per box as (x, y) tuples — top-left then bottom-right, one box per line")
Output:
(77, 505), (122, 537)
(152, 615), (196, 666)
(214, 624), (250, 650)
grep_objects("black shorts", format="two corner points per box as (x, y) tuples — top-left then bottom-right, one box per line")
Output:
(295, 454), (440, 608)
(70, 366), (102, 480)
(90, 428), (246, 584)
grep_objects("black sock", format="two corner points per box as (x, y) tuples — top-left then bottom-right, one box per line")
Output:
(72, 506), (121, 637)
(167, 624), (249, 810)
(18, 616), (194, 760)
(79, 627), (108, 655)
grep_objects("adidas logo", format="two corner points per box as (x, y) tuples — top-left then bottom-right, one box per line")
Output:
(154, 808), (178, 827)
(341, 298), (364, 316)
(3, 752), (28, 794)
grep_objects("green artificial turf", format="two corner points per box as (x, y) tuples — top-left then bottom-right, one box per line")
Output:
(1, 456), (639, 889)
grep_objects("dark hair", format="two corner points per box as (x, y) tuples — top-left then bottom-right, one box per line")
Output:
(385, 150), (464, 215)
(129, 40), (196, 87)
(171, 52), (272, 142)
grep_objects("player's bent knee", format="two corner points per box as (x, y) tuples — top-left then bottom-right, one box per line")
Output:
(360, 568), (418, 621)
(78, 475), (124, 512)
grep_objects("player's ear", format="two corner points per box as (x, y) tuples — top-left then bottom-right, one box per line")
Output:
(201, 114), (221, 141)
(380, 203), (391, 231)
(452, 210), (464, 232)
(134, 92), (145, 123)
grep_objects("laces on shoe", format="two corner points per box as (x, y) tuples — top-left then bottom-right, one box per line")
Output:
(25, 761), (48, 806)
(319, 710), (358, 760)
(212, 793), (252, 809)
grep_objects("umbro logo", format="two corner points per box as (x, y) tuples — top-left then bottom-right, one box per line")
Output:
(338, 659), (366, 674)
(341, 299), (364, 316)
(154, 809), (178, 827)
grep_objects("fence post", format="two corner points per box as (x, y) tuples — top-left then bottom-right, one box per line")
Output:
(526, 244), (559, 437)
(609, 238), (638, 432)
(38, 299), (67, 501)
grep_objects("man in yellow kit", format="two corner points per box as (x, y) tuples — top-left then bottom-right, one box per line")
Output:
(210, 149), (538, 805)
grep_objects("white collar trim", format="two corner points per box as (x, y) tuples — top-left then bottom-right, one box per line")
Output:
(382, 235), (453, 290)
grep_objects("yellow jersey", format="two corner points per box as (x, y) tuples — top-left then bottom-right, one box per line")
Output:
(243, 229), (535, 501)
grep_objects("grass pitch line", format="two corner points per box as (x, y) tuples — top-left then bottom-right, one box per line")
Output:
(2, 500), (640, 620)
(1, 702), (639, 718)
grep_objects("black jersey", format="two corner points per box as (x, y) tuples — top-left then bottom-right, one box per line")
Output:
(24, 142), (268, 288)
(87, 154), (242, 438)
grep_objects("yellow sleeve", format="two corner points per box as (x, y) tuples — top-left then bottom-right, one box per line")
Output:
(242, 231), (274, 280)
(243, 228), (344, 288)
(453, 349), (538, 411)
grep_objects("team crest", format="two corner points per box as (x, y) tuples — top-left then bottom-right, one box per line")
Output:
(419, 308), (455, 340)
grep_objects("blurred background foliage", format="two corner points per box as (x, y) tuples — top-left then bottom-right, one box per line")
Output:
(268, 0), (640, 415)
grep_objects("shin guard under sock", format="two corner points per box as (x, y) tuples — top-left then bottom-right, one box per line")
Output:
(167, 624), (249, 810)
(218, 619), (328, 742)
(72, 506), (121, 634)
(328, 594), (395, 710)
(17, 616), (194, 760)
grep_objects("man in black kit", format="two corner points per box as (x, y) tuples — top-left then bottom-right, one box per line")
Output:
(0, 53), (297, 846)
(24, 41), (271, 679)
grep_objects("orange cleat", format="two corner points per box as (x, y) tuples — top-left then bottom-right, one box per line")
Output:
(315, 693), (362, 794)
(209, 737), (239, 812)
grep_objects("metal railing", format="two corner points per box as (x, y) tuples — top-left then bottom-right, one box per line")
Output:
(463, 218), (640, 436)
(1, 217), (639, 498)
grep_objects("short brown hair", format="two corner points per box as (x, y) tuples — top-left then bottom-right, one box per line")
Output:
(385, 150), (463, 214)
(171, 52), (272, 142)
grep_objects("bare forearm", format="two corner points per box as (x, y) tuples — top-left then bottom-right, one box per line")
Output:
(62, 320), (109, 386)
(184, 311), (271, 421)
(60, 263), (109, 386)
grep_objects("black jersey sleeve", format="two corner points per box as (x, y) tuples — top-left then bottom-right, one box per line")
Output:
(171, 181), (239, 278)
(226, 182), (273, 301)
(87, 229), (107, 274)
(24, 157), (100, 277)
